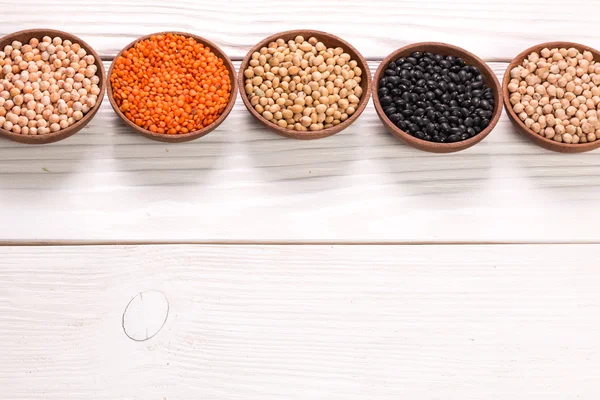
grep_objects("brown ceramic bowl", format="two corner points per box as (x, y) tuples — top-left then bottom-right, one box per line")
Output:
(373, 42), (502, 153)
(107, 32), (237, 143)
(0, 29), (106, 144)
(503, 42), (600, 153)
(238, 30), (372, 140)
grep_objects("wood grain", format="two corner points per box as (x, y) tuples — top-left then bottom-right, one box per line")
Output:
(1, 244), (599, 399)
(1, 0), (599, 61)
(2, 61), (600, 244)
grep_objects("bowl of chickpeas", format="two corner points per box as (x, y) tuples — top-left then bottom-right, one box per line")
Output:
(503, 42), (600, 153)
(239, 30), (372, 140)
(0, 29), (106, 144)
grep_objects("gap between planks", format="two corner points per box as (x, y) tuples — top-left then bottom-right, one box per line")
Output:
(100, 56), (514, 63)
(2, 240), (600, 247)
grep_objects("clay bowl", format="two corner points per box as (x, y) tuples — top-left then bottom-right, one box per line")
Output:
(503, 42), (600, 153)
(373, 42), (502, 153)
(238, 30), (372, 140)
(107, 32), (237, 143)
(0, 29), (106, 144)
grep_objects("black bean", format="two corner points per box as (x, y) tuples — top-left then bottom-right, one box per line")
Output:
(388, 76), (401, 86)
(414, 108), (426, 117)
(384, 106), (397, 116)
(439, 60), (451, 69)
(480, 99), (491, 110)
(380, 96), (393, 107)
(389, 113), (403, 123)
(394, 99), (407, 108)
(377, 50), (495, 143)
(400, 69), (412, 80)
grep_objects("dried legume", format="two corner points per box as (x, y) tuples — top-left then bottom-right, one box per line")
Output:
(243, 36), (363, 132)
(509, 47), (600, 144)
(110, 34), (231, 135)
(378, 51), (495, 143)
(0, 36), (101, 135)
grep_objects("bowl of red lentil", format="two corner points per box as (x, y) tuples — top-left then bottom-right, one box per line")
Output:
(239, 30), (372, 140)
(0, 29), (106, 144)
(107, 32), (237, 143)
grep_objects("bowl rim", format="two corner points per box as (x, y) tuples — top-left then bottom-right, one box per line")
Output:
(238, 29), (372, 140)
(502, 41), (600, 153)
(106, 31), (238, 143)
(0, 28), (107, 144)
(373, 41), (503, 153)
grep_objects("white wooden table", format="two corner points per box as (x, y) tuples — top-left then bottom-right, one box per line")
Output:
(1, 1), (600, 398)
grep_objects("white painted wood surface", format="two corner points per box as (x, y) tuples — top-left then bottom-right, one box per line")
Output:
(1, 0), (599, 61)
(2, 62), (600, 244)
(1, 244), (599, 399)
(2, 4), (600, 399)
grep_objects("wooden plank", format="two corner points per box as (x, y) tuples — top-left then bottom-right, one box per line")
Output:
(2, 61), (600, 244)
(1, 244), (599, 399)
(1, 0), (599, 61)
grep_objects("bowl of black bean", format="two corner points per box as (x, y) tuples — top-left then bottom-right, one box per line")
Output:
(373, 42), (502, 153)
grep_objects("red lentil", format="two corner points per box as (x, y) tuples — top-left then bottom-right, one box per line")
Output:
(110, 33), (231, 134)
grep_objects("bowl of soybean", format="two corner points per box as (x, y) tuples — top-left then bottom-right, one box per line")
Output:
(239, 30), (372, 140)
(373, 42), (502, 153)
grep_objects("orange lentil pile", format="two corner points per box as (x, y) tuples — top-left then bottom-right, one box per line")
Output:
(110, 33), (231, 134)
